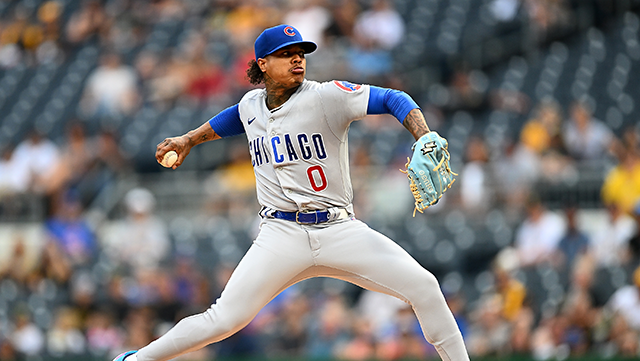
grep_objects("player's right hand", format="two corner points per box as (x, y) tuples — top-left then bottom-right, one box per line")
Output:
(156, 135), (192, 169)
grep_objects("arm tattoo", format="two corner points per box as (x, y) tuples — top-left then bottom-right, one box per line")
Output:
(403, 109), (431, 140)
(200, 133), (212, 142)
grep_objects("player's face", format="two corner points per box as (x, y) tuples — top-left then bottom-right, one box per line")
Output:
(259, 45), (306, 89)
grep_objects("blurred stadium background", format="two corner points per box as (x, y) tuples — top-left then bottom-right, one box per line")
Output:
(1, 0), (640, 360)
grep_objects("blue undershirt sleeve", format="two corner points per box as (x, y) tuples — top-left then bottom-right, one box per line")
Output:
(366, 86), (420, 124)
(208, 104), (245, 138)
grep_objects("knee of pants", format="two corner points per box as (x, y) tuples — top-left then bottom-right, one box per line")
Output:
(200, 303), (254, 336)
(405, 270), (443, 306)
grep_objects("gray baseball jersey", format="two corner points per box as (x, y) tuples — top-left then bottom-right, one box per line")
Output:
(240, 79), (367, 214)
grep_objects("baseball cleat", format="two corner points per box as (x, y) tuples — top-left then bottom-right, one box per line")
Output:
(113, 350), (137, 361)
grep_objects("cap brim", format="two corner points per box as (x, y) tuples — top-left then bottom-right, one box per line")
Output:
(263, 41), (317, 58)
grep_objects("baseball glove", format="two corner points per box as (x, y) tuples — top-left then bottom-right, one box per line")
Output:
(401, 132), (457, 215)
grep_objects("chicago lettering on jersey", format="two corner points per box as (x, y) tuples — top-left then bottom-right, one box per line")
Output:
(249, 133), (327, 167)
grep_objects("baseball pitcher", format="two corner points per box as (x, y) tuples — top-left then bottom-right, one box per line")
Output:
(114, 24), (466, 361)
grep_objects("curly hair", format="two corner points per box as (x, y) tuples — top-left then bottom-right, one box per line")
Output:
(246, 60), (264, 85)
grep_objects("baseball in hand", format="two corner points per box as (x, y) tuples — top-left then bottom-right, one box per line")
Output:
(160, 150), (178, 168)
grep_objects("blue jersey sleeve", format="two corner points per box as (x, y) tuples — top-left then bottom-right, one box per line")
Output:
(367, 86), (420, 124)
(208, 104), (245, 137)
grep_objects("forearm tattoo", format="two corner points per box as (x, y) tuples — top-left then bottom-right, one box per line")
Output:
(403, 109), (431, 140)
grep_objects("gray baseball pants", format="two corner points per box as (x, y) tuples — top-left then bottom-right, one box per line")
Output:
(136, 218), (469, 361)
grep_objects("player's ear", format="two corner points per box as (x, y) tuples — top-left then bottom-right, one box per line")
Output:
(257, 58), (267, 72)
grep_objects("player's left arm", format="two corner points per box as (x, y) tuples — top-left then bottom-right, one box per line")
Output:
(402, 109), (431, 141)
(366, 86), (430, 140)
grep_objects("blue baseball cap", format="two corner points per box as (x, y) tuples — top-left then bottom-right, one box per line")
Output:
(254, 25), (317, 60)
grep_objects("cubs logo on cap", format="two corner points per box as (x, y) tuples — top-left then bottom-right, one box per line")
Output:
(254, 25), (317, 60)
(283, 26), (296, 36)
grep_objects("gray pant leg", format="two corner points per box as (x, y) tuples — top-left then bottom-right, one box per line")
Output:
(136, 220), (313, 361)
(311, 220), (470, 361)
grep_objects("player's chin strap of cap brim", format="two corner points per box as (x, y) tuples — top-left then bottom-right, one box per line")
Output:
(265, 207), (350, 224)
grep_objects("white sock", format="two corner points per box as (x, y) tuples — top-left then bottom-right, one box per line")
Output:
(125, 355), (138, 361)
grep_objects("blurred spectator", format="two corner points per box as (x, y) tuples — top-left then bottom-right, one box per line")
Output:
(27, 239), (73, 286)
(606, 265), (640, 332)
(36, 0), (64, 65)
(284, 0), (332, 49)
(520, 99), (564, 155)
(148, 0), (186, 22)
(601, 144), (640, 215)
(345, 0), (404, 82)
(562, 100), (616, 163)
(65, 0), (109, 44)
(336, 316), (375, 360)
(10, 311), (45, 357)
(11, 128), (61, 194)
(120, 308), (155, 352)
(467, 295), (511, 356)
(367, 153), (414, 223)
(588, 203), (636, 267)
(223, 0), (279, 48)
(175, 257), (211, 311)
(628, 202), (640, 263)
(0, 2), (59, 67)
(355, 290), (408, 343)
(493, 248), (527, 322)
(375, 305), (432, 360)
(134, 51), (160, 99)
(468, 248), (527, 356)
(353, 0), (404, 51)
(529, 313), (571, 360)
(93, 128), (130, 185)
(510, 307), (535, 356)
(38, 1), (63, 42)
(153, 270), (182, 324)
(0, 236), (30, 282)
(460, 136), (492, 212)
(346, 34), (392, 82)
(514, 195), (566, 267)
(204, 141), (258, 222)
(45, 190), (97, 268)
(186, 54), (230, 106)
(490, 0), (521, 22)
(46, 307), (86, 356)
(306, 295), (351, 358)
(0, 340), (17, 361)
(523, 0), (572, 45)
(556, 205), (590, 270)
(493, 139), (541, 212)
(148, 52), (193, 109)
(446, 67), (490, 112)
(69, 271), (99, 322)
(47, 122), (124, 206)
(325, 0), (360, 39)
(81, 53), (139, 119)
(264, 291), (310, 358)
(102, 187), (170, 272)
(559, 258), (599, 355)
(85, 308), (124, 357)
(0, 144), (23, 196)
